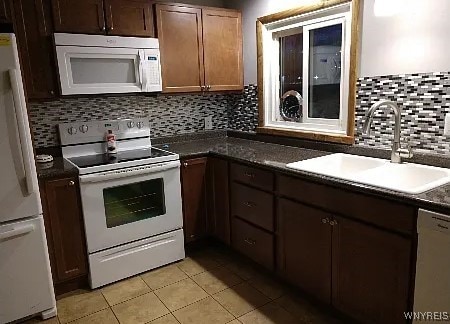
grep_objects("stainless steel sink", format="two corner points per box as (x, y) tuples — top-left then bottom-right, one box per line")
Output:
(286, 153), (450, 194)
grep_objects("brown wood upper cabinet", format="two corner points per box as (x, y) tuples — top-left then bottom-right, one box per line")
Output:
(13, 0), (59, 99)
(0, 0), (11, 23)
(52, 0), (154, 36)
(40, 177), (88, 284)
(156, 4), (243, 93)
(181, 157), (208, 243)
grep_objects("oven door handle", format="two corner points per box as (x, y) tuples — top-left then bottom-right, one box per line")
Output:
(79, 161), (180, 183)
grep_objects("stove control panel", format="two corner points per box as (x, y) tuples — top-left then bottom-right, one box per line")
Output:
(58, 118), (150, 146)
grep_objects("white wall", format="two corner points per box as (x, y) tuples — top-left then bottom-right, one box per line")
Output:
(360, 0), (450, 77)
(228, 0), (450, 83)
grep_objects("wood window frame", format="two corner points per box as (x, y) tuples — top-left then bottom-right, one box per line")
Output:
(256, 0), (361, 145)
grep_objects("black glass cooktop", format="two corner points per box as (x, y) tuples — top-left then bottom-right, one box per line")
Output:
(69, 148), (175, 168)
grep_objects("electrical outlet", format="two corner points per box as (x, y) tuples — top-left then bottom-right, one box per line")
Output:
(444, 113), (450, 136)
(204, 116), (213, 130)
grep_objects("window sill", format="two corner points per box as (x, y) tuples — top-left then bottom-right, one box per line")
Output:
(256, 126), (354, 144)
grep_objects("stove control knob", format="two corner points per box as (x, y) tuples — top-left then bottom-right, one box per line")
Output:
(136, 121), (144, 129)
(127, 121), (135, 128)
(68, 126), (77, 135)
(79, 125), (89, 133)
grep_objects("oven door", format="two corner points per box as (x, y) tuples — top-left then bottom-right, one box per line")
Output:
(79, 160), (183, 253)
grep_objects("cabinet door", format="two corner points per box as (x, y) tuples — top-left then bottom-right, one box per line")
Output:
(13, 0), (58, 99)
(332, 216), (412, 324)
(202, 9), (243, 91)
(207, 157), (230, 244)
(181, 158), (208, 243)
(0, 0), (11, 23)
(105, 0), (154, 37)
(52, 0), (106, 34)
(277, 199), (333, 304)
(155, 4), (204, 93)
(42, 178), (88, 283)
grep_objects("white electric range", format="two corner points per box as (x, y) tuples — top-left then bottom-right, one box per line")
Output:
(59, 118), (185, 288)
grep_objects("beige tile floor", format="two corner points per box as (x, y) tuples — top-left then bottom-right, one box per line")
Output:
(22, 246), (342, 324)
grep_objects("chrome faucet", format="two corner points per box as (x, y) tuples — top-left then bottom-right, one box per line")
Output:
(362, 100), (413, 163)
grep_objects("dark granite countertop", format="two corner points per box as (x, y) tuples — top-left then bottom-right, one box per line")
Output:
(157, 137), (450, 214)
(36, 157), (78, 180)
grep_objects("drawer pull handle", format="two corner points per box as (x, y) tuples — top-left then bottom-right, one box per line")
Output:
(329, 220), (338, 226)
(321, 218), (330, 224)
(244, 201), (256, 208)
(244, 172), (255, 178)
(244, 238), (256, 245)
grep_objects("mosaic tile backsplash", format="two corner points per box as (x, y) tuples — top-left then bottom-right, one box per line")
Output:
(228, 84), (259, 132)
(29, 93), (229, 148)
(355, 72), (450, 155)
(30, 72), (450, 156)
(227, 72), (450, 156)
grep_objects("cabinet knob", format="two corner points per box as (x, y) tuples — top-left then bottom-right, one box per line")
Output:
(183, 162), (188, 167)
(244, 201), (256, 208)
(207, 85), (211, 90)
(49, 90), (55, 95)
(68, 181), (75, 186)
(244, 238), (256, 245)
(329, 220), (338, 226)
(101, 25), (106, 32)
(321, 218), (330, 224)
(244, 172), (255, 178)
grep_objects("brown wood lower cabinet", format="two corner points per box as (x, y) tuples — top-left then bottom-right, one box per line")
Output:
(40, 176), (88, 288)
(232, 217), (274, 270)
(181, 157), (208, 243)
(277, 199), (333, 304)
(179, 159), (415, 323)
(207, 157), (230, 244)
(332, 216), (412, 324)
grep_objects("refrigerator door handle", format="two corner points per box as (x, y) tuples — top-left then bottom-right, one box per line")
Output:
(0, 224), (35, 241)
(9, 69), (37, 196)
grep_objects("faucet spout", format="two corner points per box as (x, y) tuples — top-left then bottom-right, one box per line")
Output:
(361, 100), (411, 163)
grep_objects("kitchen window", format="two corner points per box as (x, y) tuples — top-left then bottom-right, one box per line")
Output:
(257, 1), (360, 144)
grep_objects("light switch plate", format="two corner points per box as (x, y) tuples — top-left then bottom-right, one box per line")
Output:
(204, 116), (213, 130)
(444, 113), (450, 136)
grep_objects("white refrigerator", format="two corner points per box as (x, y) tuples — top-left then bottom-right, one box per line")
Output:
(0, 34), (56, 323)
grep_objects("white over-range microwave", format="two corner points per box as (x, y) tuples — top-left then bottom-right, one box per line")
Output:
(54, 33), (162, 95)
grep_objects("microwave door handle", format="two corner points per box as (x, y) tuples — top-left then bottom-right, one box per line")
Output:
(9, 69), (38, 196)
(138, 50), (147, 91)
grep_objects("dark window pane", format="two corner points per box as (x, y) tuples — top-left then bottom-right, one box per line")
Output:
(308, 24), (342, 119)
(279, 32), (303, 122)
(103, 178), (166, 228)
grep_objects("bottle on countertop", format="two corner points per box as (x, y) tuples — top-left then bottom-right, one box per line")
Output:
(106, 129), (117, 154)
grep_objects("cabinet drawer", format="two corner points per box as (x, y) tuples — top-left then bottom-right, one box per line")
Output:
(231, 163), (274, 191)
(232, 217), (274, 270)
(231, 183), (274, 231)
(278, 175), (416, 235)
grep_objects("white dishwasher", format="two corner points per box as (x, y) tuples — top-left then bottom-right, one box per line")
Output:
(413, 209), (450, 322)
